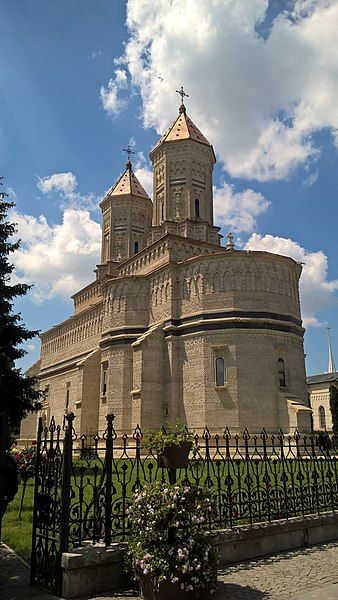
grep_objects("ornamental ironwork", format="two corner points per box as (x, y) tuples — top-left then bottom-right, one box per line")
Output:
(30, 414), (338, 594)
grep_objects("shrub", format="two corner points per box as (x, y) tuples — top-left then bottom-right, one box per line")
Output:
(126, 482), (218, 594)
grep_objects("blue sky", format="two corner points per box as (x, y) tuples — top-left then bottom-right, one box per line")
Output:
(1, 0), (338, 375)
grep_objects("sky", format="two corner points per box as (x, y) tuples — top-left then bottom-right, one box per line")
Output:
(1, 0), (338, 375)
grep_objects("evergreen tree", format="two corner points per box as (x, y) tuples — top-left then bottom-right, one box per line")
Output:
(329, 384), (338, 443)
(0, 177), (41, 429)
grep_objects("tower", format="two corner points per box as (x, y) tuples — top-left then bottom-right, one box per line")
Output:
(326, 326), (336, 373)
(149, 88), (221, 245)
(99, 148), (153, 267)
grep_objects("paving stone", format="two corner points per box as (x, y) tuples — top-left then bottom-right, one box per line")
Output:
(1, 541), (338, 600)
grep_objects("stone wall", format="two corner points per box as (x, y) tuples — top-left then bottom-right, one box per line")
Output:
(60, 512), (338, 599)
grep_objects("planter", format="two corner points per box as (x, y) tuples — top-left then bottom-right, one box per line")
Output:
(157, 441), (192, 469)
(139, 574), (203, 600)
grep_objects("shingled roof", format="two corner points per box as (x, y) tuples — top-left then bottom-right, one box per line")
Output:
(106, 163), (150, 199)
(150, 105), (214, 157)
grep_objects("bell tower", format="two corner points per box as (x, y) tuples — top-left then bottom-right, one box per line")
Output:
(99, 147), (153, 267)
(149, 88), (221, 245)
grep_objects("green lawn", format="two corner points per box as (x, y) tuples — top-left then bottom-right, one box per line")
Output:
(2, 480), (34, 563)
(2, 456), (337, 563)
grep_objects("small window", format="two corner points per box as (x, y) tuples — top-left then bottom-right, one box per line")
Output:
(65, 387), (70, 410)
(44, 385), (50, 401)
(161, 202), (164, 221)
(102, 364), (108, 396)
(278, 358), (286, 387)
(134, 241), (139, 254)
(215, 357), (225, 387)
(318, 406), (326, 429)
(195, 199), (200, 218)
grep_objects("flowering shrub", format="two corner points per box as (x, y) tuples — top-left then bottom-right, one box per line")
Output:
(12, 444), (37, 481)
(126, 482), (218, 594)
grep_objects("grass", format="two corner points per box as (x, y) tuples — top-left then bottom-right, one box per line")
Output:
(1, 480), (35, 563)
(2, 455), (337, 563)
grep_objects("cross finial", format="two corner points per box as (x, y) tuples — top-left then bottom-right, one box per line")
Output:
(176, 86), (189, 113)
(226, 232), (235, 250)
(123, 144), (135, 169)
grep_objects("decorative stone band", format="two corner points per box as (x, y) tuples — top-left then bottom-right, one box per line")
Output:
(163, 310), (304, 339)
(39, 349), (94, 379)
(100, 327), (148, 350)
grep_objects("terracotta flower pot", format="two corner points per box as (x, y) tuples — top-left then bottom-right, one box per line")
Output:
(157, 441), (192, 469)
(139, 574), (203, 600)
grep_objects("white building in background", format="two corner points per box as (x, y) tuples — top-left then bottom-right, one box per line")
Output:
(307, 327), (337, 432)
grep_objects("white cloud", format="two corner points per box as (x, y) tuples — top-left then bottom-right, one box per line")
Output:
(6, 186), (17, 199)
(245, 233), (338, 327)
(37, 172), (76, 195)
(100, 68), (128, 116)
(104, 0), (338, 181)
(11, 208), (101, 303)
(37, 172), (98, 211)
(213, 183), (270, 233)
(134, 152), (153, 196)
(91, 50), (103, 59)
(302, 168), (319, 187)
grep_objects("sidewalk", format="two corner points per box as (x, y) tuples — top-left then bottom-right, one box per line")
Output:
(1, 541), (338, 600)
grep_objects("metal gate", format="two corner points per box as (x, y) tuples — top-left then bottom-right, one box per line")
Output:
(30, 415), (73, 595)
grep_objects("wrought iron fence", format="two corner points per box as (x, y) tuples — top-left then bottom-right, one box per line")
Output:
(31, 412), (338, 593)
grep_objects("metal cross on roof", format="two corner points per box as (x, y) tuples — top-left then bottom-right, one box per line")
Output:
(123, 144), (135, 162)
(176, 86), (189, 105)
(226, 232), (235, 250)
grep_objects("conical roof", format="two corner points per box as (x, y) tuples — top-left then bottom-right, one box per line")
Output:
(150, 105), (213, 157)
(106, 162), (150, 199)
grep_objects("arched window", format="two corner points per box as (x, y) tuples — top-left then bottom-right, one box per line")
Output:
(65, 384), (70, 410)
(318, 406), (326, 429)
(134, 241), (139, 254)
(195, 199), (200, 218)
(215, 357), (225, 387)
(278, 358), (286, 387)
(102, 364), (108, 396)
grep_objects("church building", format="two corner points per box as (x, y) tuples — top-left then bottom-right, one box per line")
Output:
(20, 94), (311, 441)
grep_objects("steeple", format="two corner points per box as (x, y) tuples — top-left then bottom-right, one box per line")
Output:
(149, 88), (220, 246)
(106, 146), (149, 200)
(150, 90), (214, 157)
(326, 326), (336, 373)
(99, 150), (152, 265)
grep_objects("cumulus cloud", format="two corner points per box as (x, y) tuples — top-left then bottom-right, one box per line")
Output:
(213, 183), (270, 233)
(11, 208), (101, 303)
(37, 172), (98, 211)
(245, 233), (338, 327)
(134, 152), (153, 196)
(104, 0), (338, 181)
(100, 68), (128, 116)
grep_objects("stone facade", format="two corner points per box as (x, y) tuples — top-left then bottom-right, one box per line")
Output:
(20, 103), (311, 442)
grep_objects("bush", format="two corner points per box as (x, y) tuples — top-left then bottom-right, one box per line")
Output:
(126, 482), (218, 594)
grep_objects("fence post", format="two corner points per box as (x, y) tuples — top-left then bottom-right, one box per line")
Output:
(60, 412), (74, 563)
(104, 413), (114, 546)
(0, 410), (9, 539)
(30, 416), (43, 584)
